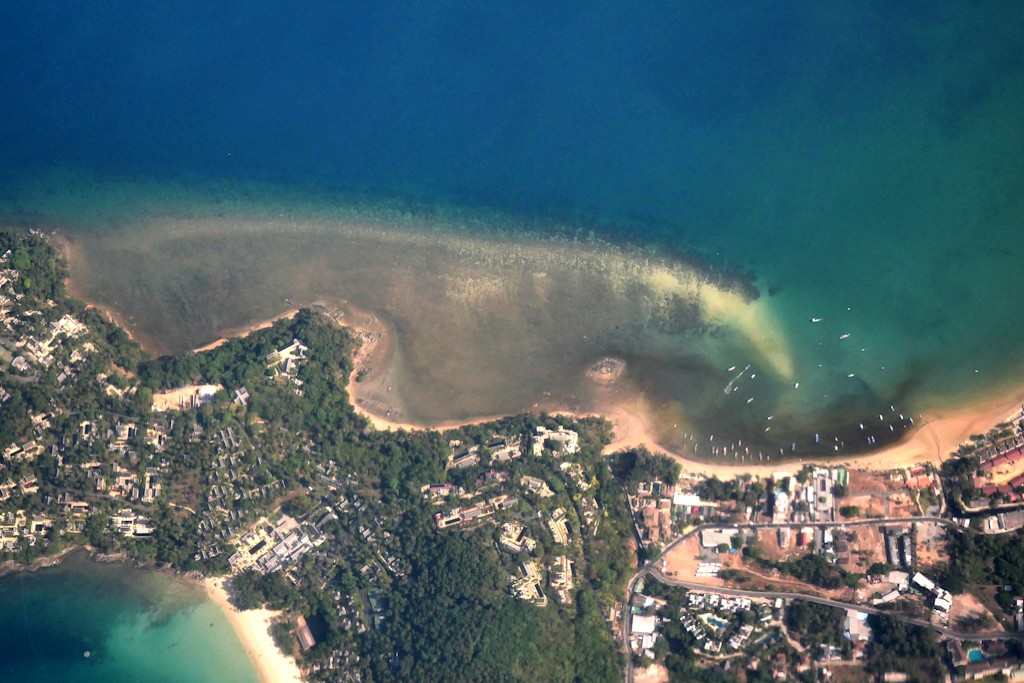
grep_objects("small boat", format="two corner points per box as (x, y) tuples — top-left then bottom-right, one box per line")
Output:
(859, 423), (864, 430)
(727, 365), (736, 372)
(839, 333), (851, 340)
(764, 427), (771, 433)
(767, 415), (774, 421)
(750, 373), (757, 379)
(794, 382), (800, 389)
(746, 397), (754, 404)
(847, 373), (856, 378)
(810, 317), (823, 323)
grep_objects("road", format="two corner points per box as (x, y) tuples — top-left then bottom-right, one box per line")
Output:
(620, 514), (1012, 683)
(649, 567), (1021, 642)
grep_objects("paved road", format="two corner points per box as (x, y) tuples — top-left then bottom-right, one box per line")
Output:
(620, 515), (1009, 683)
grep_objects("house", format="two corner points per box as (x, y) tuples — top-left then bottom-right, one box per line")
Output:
(531, 425), (579, 457)
(110, 508), (154, 537)
(700, 527), (738, 549)
(632, 615), (657, 636)
(872, 589), (902, 606)
(499, 521), (535, 553)
(912, 572), (935, 593)
(520, 475), (554, 498)
(549, 555), (575, 604)
(488, 436), (522, 462)
(844, 610), (871, 644)
(448, 444), (480, 469)
(295, 615), (316, 652)
(510, 561), (547, 607)
(266, 339), (309, 373)
(547, 508), (571, 545)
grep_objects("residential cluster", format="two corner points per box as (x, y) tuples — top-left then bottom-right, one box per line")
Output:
(628, 582), (786, 668)
(427, 423), (608, 611)
(228, 514), (322, 575)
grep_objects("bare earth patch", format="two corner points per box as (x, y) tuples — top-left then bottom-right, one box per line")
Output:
(633, 662), (669, 683)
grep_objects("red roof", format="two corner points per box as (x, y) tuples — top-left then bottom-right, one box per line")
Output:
(907, 476), (932, 490)
(981, 447), (1024, 473)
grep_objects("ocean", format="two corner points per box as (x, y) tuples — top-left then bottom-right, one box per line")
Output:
(2, 2), (1024, 460)
(0, 552), (257, 683)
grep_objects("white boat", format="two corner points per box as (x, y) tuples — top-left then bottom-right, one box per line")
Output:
(839, 333), (851, 340)
(810, 317), (823, 323)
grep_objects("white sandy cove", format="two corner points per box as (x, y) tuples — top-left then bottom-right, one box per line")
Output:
(204, 577), (304, 683)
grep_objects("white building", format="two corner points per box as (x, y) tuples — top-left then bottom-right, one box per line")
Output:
(700, 527), (738, 549)
(632, 614), (657, 635)
(531, 426), (580, 457)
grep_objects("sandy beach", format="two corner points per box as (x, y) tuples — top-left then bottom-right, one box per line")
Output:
(192, 308), (302, 353)
(342, 316), (1024, 479)
(53, 227), (1024, 479)
(203, 577), (304, 683)
(582, 389), (1024, 480)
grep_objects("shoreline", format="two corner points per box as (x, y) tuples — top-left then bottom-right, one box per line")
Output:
(201, 577), (304, 683)
(341, 316), (1024, 478)
(192, 308), (303, 353)
(0, 542), (301, 683)
(52, 230), (1024, 479)
(50, 231), (168, 353)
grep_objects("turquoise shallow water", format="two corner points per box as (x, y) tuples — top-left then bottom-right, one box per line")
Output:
(1, 3), (1024, 457)
(0, 553), (258, 683)
(1, 5), (1024, 670)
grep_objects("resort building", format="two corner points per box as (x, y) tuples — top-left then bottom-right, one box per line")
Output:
(547, 507), (571, 545)
(531, 425), (580, 457)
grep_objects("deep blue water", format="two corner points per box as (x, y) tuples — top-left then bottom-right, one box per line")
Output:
(2, 2), (1024, 453)
(3, 2), (1018, 245)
